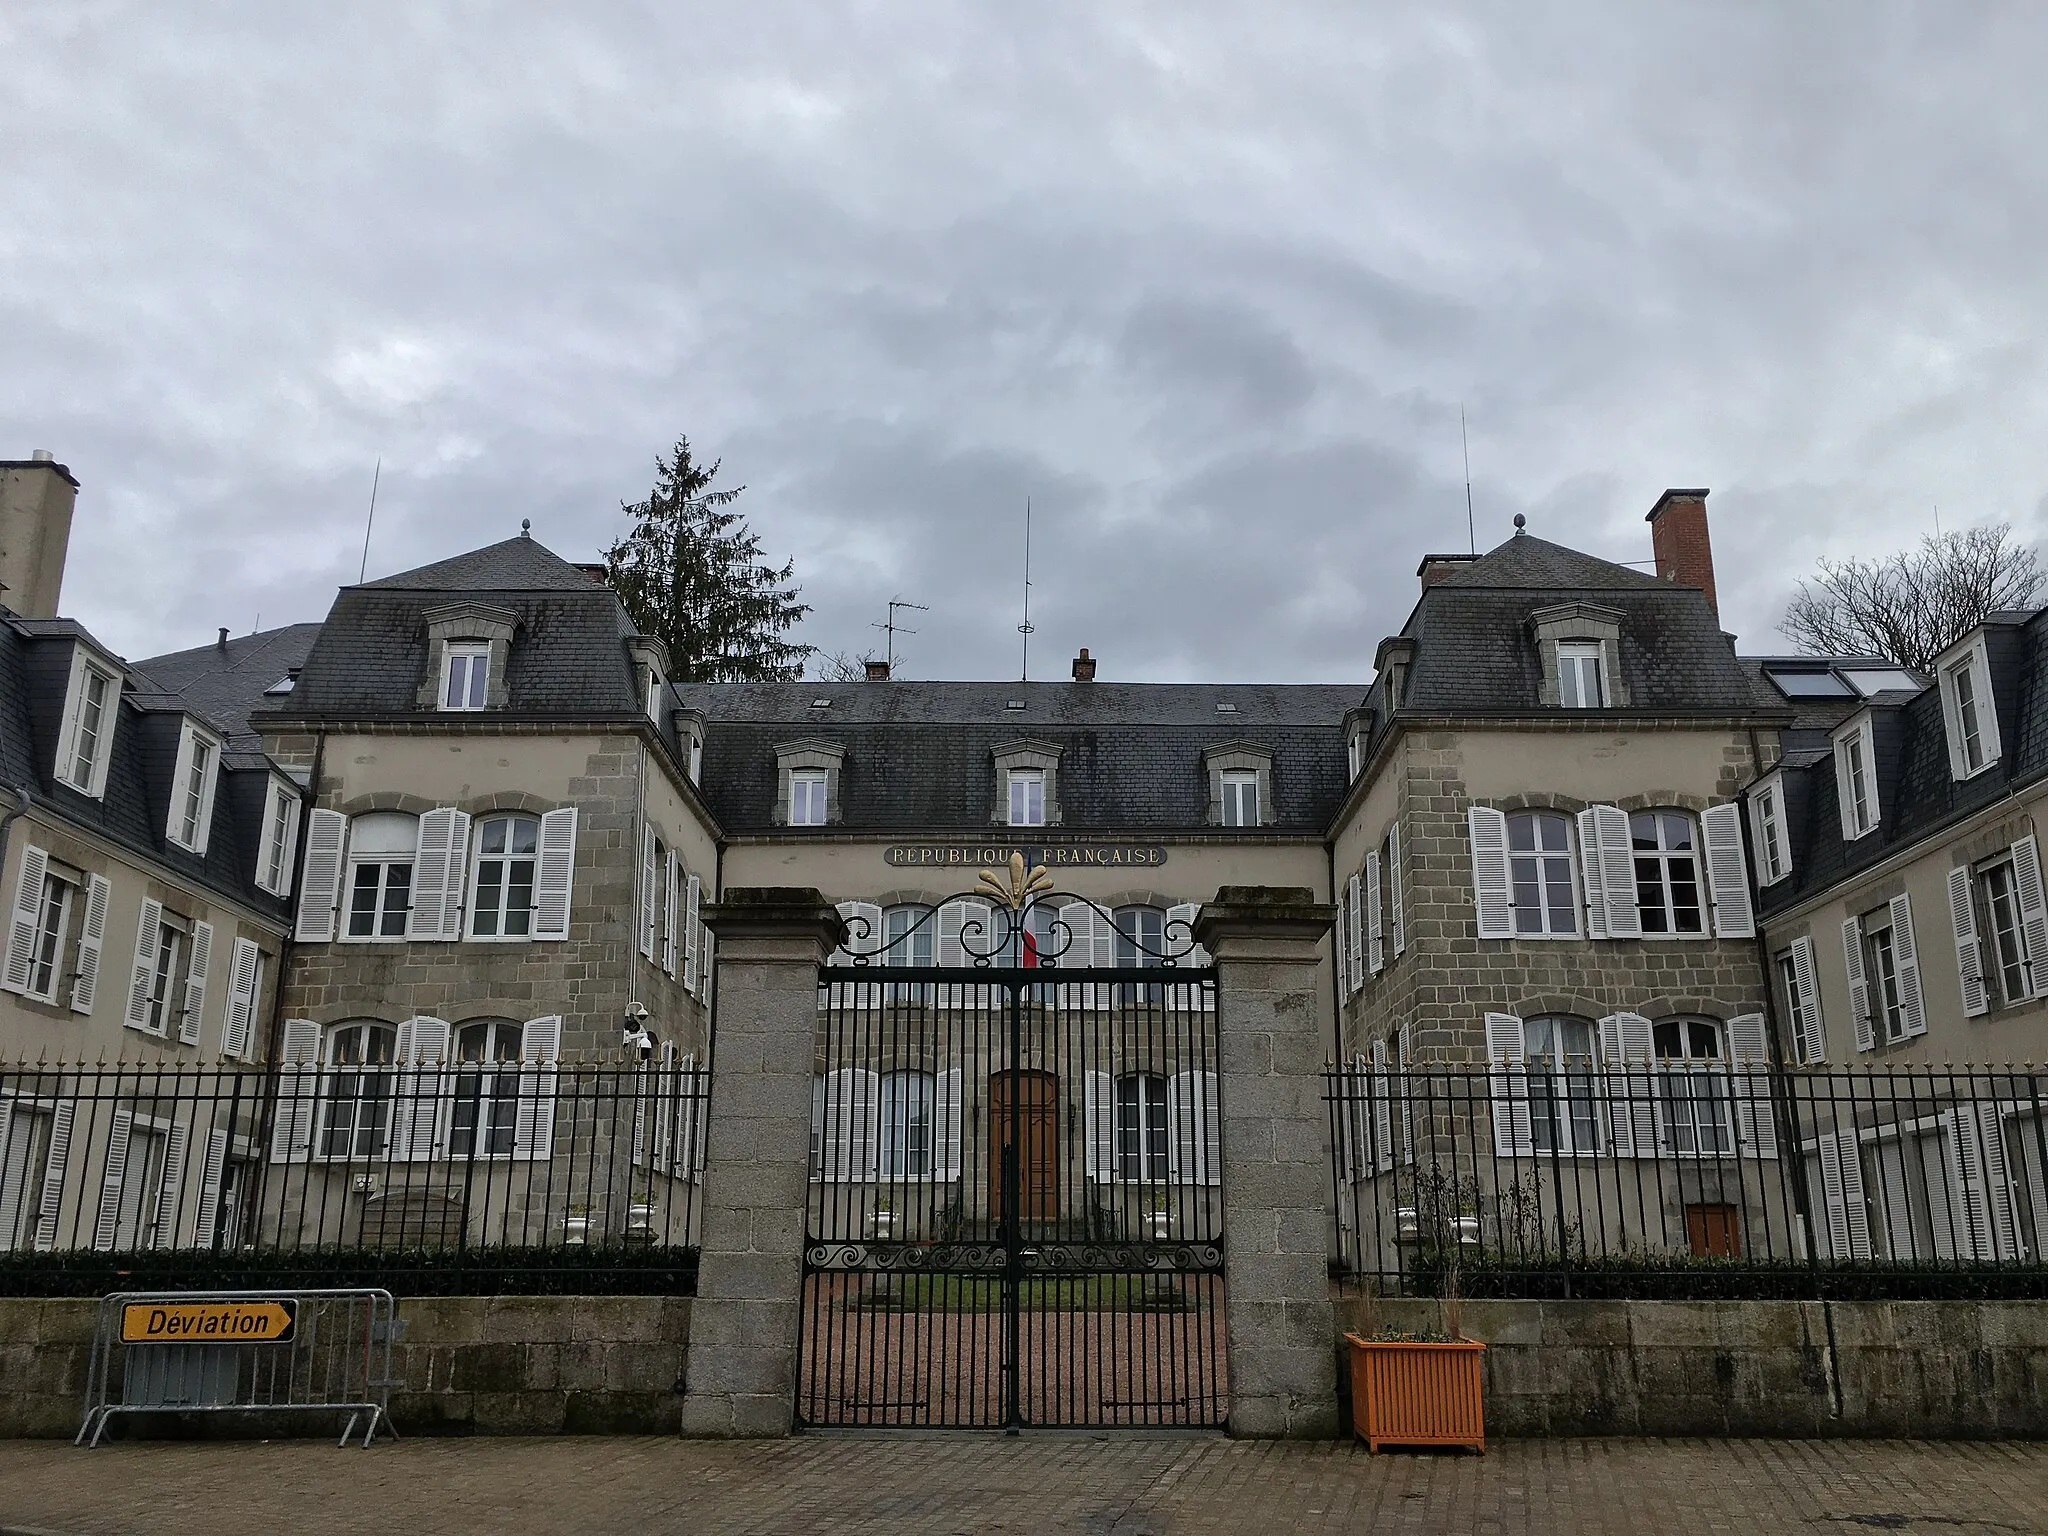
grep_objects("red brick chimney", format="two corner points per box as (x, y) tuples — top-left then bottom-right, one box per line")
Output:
(1416, 553), (1479, 591)
(1646, 489), (1717, 617)
(864, 658), (890, 682)
(1071, 647), (1097, 682)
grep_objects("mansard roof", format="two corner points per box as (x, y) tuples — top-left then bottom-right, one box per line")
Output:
(1432, 532), (1665, 592)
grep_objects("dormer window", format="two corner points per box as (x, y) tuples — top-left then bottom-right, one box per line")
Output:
(774, 738), (844, 828)
(1834, 719), (1879, 841)
(1936, 634), (2000, 781)
(1749, 775), (1789, 885)
(168, 720), (222, 854)
(256, 777), (300, 896)
(991, 741), (1062, 828)
(1530, 603), (1626, 710)
(1220, 770), (1260, 828)
(791, 770), (828, 826)
(1556, 642), (1607, 708)
(1203, 743), (1273, 829)
(442, 643), (490, 711)
(56, 648), (118, 798)
(1008, 769), (1046, 827)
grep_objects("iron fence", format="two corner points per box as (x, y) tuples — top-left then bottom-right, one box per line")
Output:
(1326, 1064), (2048, 1298)
(0, 1057), (707, 1290)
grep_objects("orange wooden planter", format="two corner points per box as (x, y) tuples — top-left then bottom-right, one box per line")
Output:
(1344, 1333), (1486, 1453)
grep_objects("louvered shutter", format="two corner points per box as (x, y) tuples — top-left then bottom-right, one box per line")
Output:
(1817, 1131), (1873, 1259)
(1701, 803), (1755, 938)
(1843, 917), (1874, 1052)
(1467, 808), (1513, 939)
(1725, 1013), (1777, 1159)
(638, 826), (659, 960)
(1397, 1025), (1415, 1165)
(269, 1018), (322, 1163)
(0, 1107), (29, 1249)
(1590, 805), (1641, 938)
(194, 1127), (230, 1250)
(631, 1063), (649, 1169)
(514, 1015), (562, 1161)
(154, 1123), (187, 1248)
(935, 1068), (962, 1182)
(1576, 810), (1609, 940)
(1365, 852), (1384, 976)
(1791, 936), (1825, 1064)
(179, 921), (212, 1046)
(1332, 886), (1349, 997)
(936, 899), (968, 973)
(1889, 893), (1927, 1037)
(3, 844), (47, 994)
(2012, 834), (2048, 997)
(700, 931), (715, 1013)
(293, 809), (348, 942)
(92, 1109), (134, 1251)
(1370, 1041), (1393, 1175)
(391, 1016), (450, 1162)
(70, 873), (110, 1014)
(1084, 1070), (1114, 1183)
(1167, 1071), (1219, 1187)
(1485, 1013), (1533, 1156)
(660, 850), (680, 977)
(125, 899), (163, 1031)
(1949, 866), (1989, 1017)
(686, 1054), (708, 1179)
(531, 807), (577, 941)
(221, 938), (260, 1060)
(1082, 900), (1114, 1009)
(1598, 1013), (1658, 1156)
(651, 1042), (676, 1173)
(408, 809), (469, 941)
(1971, 1103), (2020, 1261)
(1346, 873), (1365, 986)
(1875, 1140), (1917, 1260)
(1387, 823), (1406, 956)
(1165, 902), (1201, 1009)
(684, 873), (703, 993)
(33, 1102), (73, 1251)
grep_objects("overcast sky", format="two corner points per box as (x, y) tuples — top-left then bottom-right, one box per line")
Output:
(5, 4), (2045, 681)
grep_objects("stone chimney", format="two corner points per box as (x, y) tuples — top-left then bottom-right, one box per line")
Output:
(1646, 488), (1717, 617)
(0, 451), (79, 619)
(864, 658), (890, 682)
(1071, 647), (1097, 682)
(1416, 553), (1479, 591)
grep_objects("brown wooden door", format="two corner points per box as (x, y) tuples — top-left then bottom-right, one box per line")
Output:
(989, 1069), (1059, 1223)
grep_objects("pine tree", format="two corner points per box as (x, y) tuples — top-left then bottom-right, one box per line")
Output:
(603, 438), (814, 681)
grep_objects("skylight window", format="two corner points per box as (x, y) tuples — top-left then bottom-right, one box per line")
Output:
(1764, 669), (1853, 698)
(1842, 668), (1923, 698)
(1215, 702), (1237, 713)
(263, 673), (297, 696)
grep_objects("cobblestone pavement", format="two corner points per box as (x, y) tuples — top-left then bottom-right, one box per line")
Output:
(1, 1435), (2043, 1535)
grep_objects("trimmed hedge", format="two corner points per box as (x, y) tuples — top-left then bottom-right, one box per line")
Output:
(1373, 1254), (2048, 1302)
(0, 1244), (698, 1298)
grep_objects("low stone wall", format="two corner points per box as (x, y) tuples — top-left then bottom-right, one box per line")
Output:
(1336, 1296), (2048, 1438)
(0, 1295), (692, 1439)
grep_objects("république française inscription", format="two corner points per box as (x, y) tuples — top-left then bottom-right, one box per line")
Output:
(885, 843), (1168, 870)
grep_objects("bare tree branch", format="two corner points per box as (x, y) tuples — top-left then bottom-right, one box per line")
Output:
(1780, 523), (2041, 670)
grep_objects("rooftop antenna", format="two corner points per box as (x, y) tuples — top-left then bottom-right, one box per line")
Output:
(357, 458), (382, 583)
(1934, 504), (1942, 538)
(872, 597), (928, 673)
(1017, 496), (1035, 682)
(1460, 405), (1476, 555)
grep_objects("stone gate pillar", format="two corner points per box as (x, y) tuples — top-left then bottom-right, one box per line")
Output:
(1195, 885), (1340, 1439)
(679, 887), (842, 1437)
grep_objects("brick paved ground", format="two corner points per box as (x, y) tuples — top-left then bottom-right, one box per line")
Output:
(2, 1435), (2044, 1535)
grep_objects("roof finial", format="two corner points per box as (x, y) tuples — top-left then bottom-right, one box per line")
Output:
(1512, 513), (1526, 536)
(520, 518), (531, 539)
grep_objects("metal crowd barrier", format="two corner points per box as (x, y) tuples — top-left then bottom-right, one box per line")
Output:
(75, 1287), (401, 1447)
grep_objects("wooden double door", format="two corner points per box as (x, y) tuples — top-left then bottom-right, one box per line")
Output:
(988, 1068), (1060, 1223)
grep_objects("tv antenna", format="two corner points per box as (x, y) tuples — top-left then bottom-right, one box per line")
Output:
(1460, 405), (1475, 555)
(872, 597), (927, 673)
(358, 458), (382, 582)
(1017, 496), (1035, 682)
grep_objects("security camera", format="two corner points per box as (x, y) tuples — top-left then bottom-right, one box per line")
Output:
(624, 1001), (650, 1021)
(622, 1003), (656, 1059)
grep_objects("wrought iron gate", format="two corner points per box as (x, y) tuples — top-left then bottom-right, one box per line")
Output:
(797, 882), (1226, 1430)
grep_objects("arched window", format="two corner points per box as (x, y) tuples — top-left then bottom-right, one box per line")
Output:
(1114, 906), (1165, 1002)
(345, 812), (417, 939)
(1655, 1016), (1731, 1153)
(1523, 1015), (1600, 1153)
(1507, 812), (1578, 936)
(451, 1019), (521, 1157)
(1114, 1071), (1168, 1183)
(883, 905), (935, 968)
(1631, 811), (1704, 935)
(470, 814), (539, 938)
(878, 1070), (934, 1180)
(319, 1021), (396, 1159)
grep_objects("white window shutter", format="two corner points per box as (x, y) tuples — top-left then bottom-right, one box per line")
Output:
(293, 809), (348, 942)
(1791, 935), (1825, 1063)
(936, 900), (968, 968)
(221, 938), (261, 1059)
(125, 899), (164, 1031)
(1817, 1131), (1872, 1259)
(1889, 893), (1926, 1037)
(1087, 901), (1116, 970)
(686, 1054), (707, 1179)
(1166, 901), (1205, 966)
(1168, 1070), (1195, 1183)
(1332, 886), (1349, 997)
(1971, 1103), (2020, 1261)
(1485, 1012), (1532, 1156)
(935, 1068), (962, 1182)
(638, 825), (658, 960)
(154, 1123), (188, 1248)
(1365, 852), (1384, 976)
(514, 1015), (562, 1161)
(1842, 916), (1874, 1052)
(684, 873), (703, 993)
(1725, 1013), (1777, 1159)
(1387, 823), (1406, 956)
(270, 1018), (323, 1163)
(1701, 803), (1755, 938)
(1467, 808), (1513, 939)
(0, 1106), (27, 1247)
(392, 1016), (451, 1162)
(1198, 1069), (1220, 1186)
(3, 843), (48, 994)
(1590, 805), (1641, 938)
(1370, 1040), (1393, 1175)
(1085, 1070), (1114, 1183)
(658, 851), (678, 977)
(33, 1102), (75, 1251)
(407, 809), (466, 941)
(1949, 866), (1989, 1018)
(1346, 873), (1364, 988)
(531, 806), (577, 941)
(70, 873), (110, 1014)
(194, 1127), (230, 1250)
(2011, 835), (2048, 998)
(93, 1108), (133, 1250)
(1576, 810), (1609, 939)
(1397, 1025), (1415, 1165)
(179, 920), (213, 1046)
(1597, 1012), (1658, 1156)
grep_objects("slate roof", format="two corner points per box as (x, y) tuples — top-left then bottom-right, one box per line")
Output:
(358, 534), (606, 593)
(134, 624), (324, 751)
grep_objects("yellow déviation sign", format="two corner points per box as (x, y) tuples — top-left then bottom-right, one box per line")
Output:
(120, 1299), (297, 1345)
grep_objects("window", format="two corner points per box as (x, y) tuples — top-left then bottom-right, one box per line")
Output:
(1524, 1016), (1599, 1154)
(59, 656), (116, 796)
(1631, 811), (1704, 935)
(1008, 769), (1045, 827)
(469, 814), (538, 938)
(1556, 642), (1606, 708)
(1654, 1019), (1732, 1155)
(1750, 781), (1788, 885)
(1842, 668), (1922, 698)
(1938, 638), (2001, 780)
(0, 1107), (55, 1250)
(1220, 770), (1260, 828)
(1507, 812), (1578, 936)
(1949, 657), (1987, 775)
(1778, 950), (1819, 1065)
(169, 724), (219, 853)
(141, 918), (183, 1035)
(789, 770), (828, 827)
(319, 1022), (395, 1159)
(258, 779), (299, 896)
(1981, 858), (2031, 1005)
(878, 1071), (934, 1180)
(450, 1020), (520, 1157)
(1867, 921), (1907, 1044)
(1114, 906), (1165, 1001)
(345, 812), (416, 940)
(882, 905), (935, 968)
(1764, 667), (1853, 699)
(1835, 723), (1878, 839)
(110, 1120), (170, 1250)
(441, 643), (490, 711)
(24, 871), (73, 1004)
(1114, 1072), (1169, 1183)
